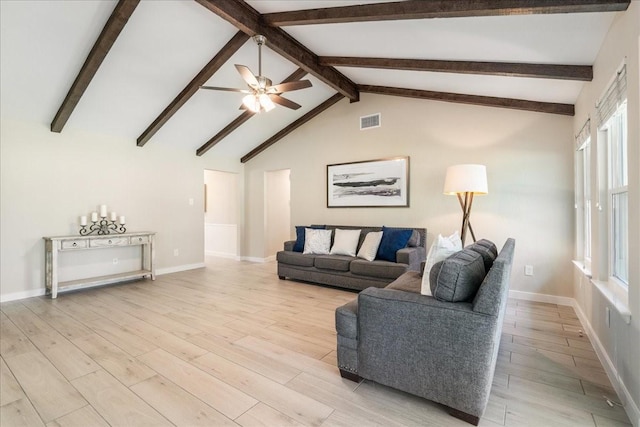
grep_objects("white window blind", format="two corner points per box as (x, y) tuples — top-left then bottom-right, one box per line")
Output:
(596, 64), (627, 127)
(575, 119), (591, 151)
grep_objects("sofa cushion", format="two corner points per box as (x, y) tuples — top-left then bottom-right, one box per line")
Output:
(386, 271), (422, 293)
(293, 224), (326, 252)
(303, 228), (332, 255)
(376, 226), (413, 262)
(466, 239), (498, 271)
(407, 229), (421, 247)
(276, 251), (315, 267)
(421, 231), (463, 296)
(356, 231), (383, 261)
(351, 259), (407, 279)
(330, 228), (361, 257)
(335, 299), (358, 339)
(315, 255), (354, 272)
(430, 248), (485, 302)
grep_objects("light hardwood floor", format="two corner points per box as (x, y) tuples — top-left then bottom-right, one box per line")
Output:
(0, 257), (632, 427)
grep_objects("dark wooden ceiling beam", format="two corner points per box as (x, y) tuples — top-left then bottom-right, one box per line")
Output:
(51, 0), (140, 133)
(319, 57), (592, 81)
(264, 0), (630, 26)
(241, 93), (344, 163)
(196, 68), (308, 156)
(136, 31), (249, 147)
(359, 85), (574, 116)
(194, 0), (359, 102)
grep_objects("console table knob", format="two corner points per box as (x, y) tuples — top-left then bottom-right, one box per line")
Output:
(72, 242), (77, 247)
(108, 239), (112, 244)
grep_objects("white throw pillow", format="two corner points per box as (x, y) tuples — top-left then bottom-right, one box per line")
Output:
(356, 231), (384, 261)
(330, 229), (361, 257)
(421, 231), (463, 295)
(303, 228), (332, 254)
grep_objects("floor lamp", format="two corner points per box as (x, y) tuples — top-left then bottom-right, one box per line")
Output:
(443, 164), (488, 246)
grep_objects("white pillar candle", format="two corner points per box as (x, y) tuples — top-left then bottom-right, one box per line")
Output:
(91, 212), (98, 222)
(110, 212), (117, 221)
(80, 215), (87, 226)
(100, 205), (107, 218)
(119, 216), (125, 225)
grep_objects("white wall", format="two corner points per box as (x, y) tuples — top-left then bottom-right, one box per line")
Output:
(264, 169), (291, 258)
(572, 3), (640, 424)
(204, 169), (240, 258)
(0, 118), (242, 301)
(243, 92), (574, 296)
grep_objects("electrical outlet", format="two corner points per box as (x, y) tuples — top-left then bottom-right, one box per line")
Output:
(524, 265), (533, 276)
(112, 258), (118, 265)
(188, 198), (194, 206)
(173, 249), (179, 257)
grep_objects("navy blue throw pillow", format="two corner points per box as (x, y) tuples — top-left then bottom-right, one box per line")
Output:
(376, 226), (413, 262)
(293, 225), (326, 252)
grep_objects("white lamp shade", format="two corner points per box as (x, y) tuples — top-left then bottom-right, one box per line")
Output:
(443, 164), (488, 195)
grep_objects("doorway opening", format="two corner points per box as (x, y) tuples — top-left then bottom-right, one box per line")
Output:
(204, 170), (239, 260)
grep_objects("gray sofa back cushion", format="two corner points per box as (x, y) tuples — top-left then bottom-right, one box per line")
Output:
(473, 238), (515, 316)
(466, 239), (498, 271)
(430, 249), (485, 302)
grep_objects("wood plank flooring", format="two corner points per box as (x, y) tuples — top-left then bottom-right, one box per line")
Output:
(0, 257), (632, 426)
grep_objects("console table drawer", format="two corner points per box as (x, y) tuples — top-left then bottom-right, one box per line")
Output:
(131, 235), (149, 244)
(61, 240), (87, 250)
(90, 237), (130, 247)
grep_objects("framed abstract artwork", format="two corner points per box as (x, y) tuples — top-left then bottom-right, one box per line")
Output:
(327, 157), (409, 207)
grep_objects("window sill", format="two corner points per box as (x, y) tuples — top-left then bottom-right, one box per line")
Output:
(591, 279), (632, 325)
(571, 260), (592, 278)
(572, 260), (631, 324)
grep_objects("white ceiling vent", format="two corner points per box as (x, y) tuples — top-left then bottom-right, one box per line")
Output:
(360, 113), (381, 130)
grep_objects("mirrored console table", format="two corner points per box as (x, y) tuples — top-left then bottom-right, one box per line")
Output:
(43, 232), (155, 298)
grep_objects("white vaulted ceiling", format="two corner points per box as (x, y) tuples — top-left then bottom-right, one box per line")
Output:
(0, 1), (623, 162)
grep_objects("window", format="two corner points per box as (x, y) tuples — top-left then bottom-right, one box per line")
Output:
(605, 103), (628, 285)
(575, 119), (591, 270)
(583, 137), (592, 265)
(596, 63), (628, 288)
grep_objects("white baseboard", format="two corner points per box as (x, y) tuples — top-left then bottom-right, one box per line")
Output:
(511, 289), (639, 426)
(155, 263), (205, 276)
(0, 263), (206, 302)
(0, 288), (46, 303)
(572, 302), (640, 427)
(240, 256), (275, 263)
(205, 251), (241, 261)
(508, 289), (574, 307)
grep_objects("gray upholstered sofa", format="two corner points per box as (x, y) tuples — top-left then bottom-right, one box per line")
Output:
(277, 225), (426, 291)
(335, 238), (515, 425)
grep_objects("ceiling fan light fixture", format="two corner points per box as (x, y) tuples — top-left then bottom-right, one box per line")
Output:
(242, 94), (261, 113)
(259, 94), (275, 112)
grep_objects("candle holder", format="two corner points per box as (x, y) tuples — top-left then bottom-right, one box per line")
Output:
(79, 206), (126, 235)
(79, 218), (126, 236)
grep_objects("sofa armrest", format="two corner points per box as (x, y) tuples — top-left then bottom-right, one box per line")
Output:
(283, 240), (295, 251)
(357, 287), (501, 417)
(396, 246), (426, 271)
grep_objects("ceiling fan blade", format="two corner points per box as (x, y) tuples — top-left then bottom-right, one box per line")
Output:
(235, 64), (259, 88)
(268, 79), (312, 94)
(200, 85), (251, 93)
(269, 94), (302, 110)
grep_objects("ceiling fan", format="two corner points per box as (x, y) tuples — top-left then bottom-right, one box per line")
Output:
(200, 35), (312, 113)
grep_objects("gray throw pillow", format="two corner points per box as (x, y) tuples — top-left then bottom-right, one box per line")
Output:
(466, 239), (498, 271)
(429, 249), (485, 302)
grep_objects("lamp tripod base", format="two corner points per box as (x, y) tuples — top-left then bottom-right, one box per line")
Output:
(457, 192), (477, 246)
